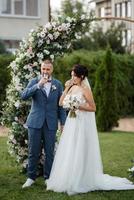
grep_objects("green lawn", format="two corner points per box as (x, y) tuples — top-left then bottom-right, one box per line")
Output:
(0, 131), (134, 200)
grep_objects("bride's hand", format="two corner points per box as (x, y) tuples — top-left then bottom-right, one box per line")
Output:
(65, 79), (74, 88)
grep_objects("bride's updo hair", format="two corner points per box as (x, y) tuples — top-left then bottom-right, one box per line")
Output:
(72, 64), (88, 80)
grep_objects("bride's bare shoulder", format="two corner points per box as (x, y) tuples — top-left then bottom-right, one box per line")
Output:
(82, 85), (91, 92)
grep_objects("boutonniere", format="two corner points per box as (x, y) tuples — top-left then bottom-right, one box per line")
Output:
(51, 84), (57, 91)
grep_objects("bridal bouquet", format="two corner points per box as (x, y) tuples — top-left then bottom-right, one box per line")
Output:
(63, 95), (80, 118)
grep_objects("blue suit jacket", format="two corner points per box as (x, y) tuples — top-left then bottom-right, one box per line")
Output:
(21, 77), (66, 130)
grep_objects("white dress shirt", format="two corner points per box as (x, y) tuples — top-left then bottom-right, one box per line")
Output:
(43, 81), (51, 97)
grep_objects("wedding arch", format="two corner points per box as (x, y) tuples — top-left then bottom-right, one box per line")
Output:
(2, 15), (92, 171)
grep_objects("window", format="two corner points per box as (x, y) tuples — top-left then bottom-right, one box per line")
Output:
(115, 4), (121, 17)
(26, 0), (38, 16)
(127, 1), (131, 17)
(100, 7), (105, 17)
(122, 2), (126, 17)
(127, 29), (131, 45)
(122, 30), (131, 47)
(0, 0), (11, 14)
(0, 0), (39, 17)
(117, 4), (120, 17)
(14, 0), (23, 15)
(122, 30), (126, 46)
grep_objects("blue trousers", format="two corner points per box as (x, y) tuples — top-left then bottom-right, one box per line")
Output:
(27, 120), (56, 180)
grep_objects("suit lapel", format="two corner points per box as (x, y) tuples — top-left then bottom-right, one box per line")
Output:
(47, 78), (56, 99)
(40, 88), (47, 97)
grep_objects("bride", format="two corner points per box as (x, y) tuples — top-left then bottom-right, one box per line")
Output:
(46, 64), (134, 195)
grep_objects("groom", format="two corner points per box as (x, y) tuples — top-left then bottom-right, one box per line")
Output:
(21, 59), (66, 188)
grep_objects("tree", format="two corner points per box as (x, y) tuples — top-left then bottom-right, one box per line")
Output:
(0, 40), (7, 54)
(73, 22), (126, 53)
(94, 47), (119, 132)
(61, 0), (85, 18)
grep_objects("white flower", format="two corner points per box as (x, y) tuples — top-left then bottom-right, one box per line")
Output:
(66, 16), (73, 23)
(12, 121), (18, 127)
(23, 65), (28, 70)
(30, 29), (34, 33)
(38, 39), (44, 46)
(44, 49), (50, 55)
(19, 53), (25, 59)
(16, 57), (21, 63)
(50, 54), (54, 60)
(40, 31), (46, 38)
(73, 8), (77, 13)
(45, 22), (52, 30)
(61, 23), (68, 31)
(81, 15), (85, 20)
(37, 53), (44, 59)
(12, 139), (17, 144)
(58, 26), (63, 32)
(14, 100), (20, 108)
(67, 43), (71, 49)
(82, 23), (86, 27)
(75, 33), (81, 40)
(25, 140), (28, 144)
(14, 117), (18, 121)
(46, 39), (50, 44)
(9, 134), (14, 140)
(53, 31), (60, 39)
(128, 166), (134, 172)
(15, 85), (22, 91)
(29, 36), (34, 43)
(51, 22), (56, 27)
(48, 33), (54, 40)
(25, 74), (31, 79)
(22, 159), (28, 168)
(10, 61), (18, 71)
(52, 85), (57, 91)
(33, 62), (38, 66)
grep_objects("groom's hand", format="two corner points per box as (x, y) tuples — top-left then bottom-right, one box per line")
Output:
(38, 77), (48, 87)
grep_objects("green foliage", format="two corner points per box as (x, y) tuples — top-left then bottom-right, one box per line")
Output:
(61, 0), (85, 18)
(105, 23), (125, 53)
(94, 48), (119, 131)
(114, 53), (134, 116)
(0, 40), (7, 54)
(73, 22), (126, 54)
(0, 55), (14, 119)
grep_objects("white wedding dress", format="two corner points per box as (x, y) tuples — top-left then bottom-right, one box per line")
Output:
(46, 91), (134, 195)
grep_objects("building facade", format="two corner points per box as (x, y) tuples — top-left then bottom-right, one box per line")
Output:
(0, 0), (50, 52)
(94, 0), (134, 52)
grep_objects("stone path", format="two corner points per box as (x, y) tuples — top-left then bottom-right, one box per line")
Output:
(0, 118), (134, 136)
(0, 126), (9, 137)
(112, 118), (134, 132)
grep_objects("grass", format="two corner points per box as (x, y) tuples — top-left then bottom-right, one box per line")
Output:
(0, 131), (134, 200)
